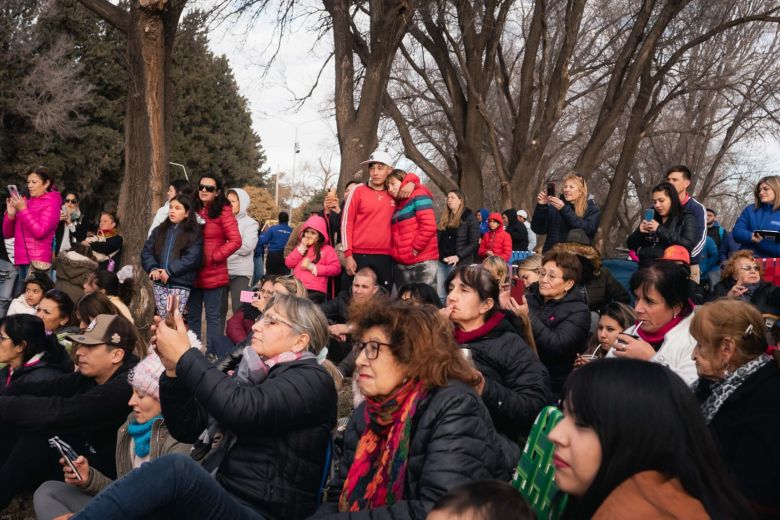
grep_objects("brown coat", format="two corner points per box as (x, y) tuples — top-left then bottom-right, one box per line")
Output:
(593, 471), (710, 519)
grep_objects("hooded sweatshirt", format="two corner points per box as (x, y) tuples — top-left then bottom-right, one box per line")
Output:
(226, 188), (259, 279)
(284, 215), (342, 294)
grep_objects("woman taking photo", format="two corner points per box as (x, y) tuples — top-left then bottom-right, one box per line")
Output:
(83, 211), (123, 271)
(610, 262), (698, 385)
(189, 175), (241, 358)
(71, 294), (337, 519)
(0, 314), (73, 390)
(709, 250), (780, 316)
(436, 190), (480, 302)
(55, 190), (88, 254)
(3, 165), (62, 285)
(511, 250), (591, 396)
(141, 193), (203, 318)
(284, 214), (341, 303)
(549, 359), (747, 519)
(531, 173), (600, 252)
(690, 299), (780, 518)
(315, 299), (512, 518)
(443, 265), (550, 443)
(733, 175), (780, 258)
(626, 181), (697, 267)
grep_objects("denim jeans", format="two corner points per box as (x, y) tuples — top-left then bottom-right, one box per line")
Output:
(187, 286), (226, 356)
(12, 264), (29, 298)
(252, 254), (264, 286)
(436, 261), (455, 305)
(71, 454), (265, 520)
(0, 260), (18, 318)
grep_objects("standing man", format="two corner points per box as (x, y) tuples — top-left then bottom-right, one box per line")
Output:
(341, 150), (411, 291)
(706, 208), (725, 247)
(665, 165), (707, 283)
(258, 211), (293, 275)
(517, 210), (536, 252)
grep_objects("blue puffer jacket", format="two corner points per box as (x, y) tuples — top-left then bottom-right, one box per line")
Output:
(733, 203), (780, 258)
(141, 224), (203, 289)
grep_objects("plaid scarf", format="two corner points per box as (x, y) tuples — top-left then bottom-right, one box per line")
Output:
(339, 378), (427, 511)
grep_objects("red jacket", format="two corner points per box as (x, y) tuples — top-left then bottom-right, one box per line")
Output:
(478, 213), (512, 261)
(285, 215), (342, 294)
(390, 176), (438, 265)
(340, 183), (396, 257)
(195, 204), (241, 289)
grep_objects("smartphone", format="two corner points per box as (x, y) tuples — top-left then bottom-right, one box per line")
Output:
(165, 294), (179, 328)
(510, 277), (525, 302)
(239, 290), (256, 303)
(644, 208), (654, 221)
(546, 182), (555, 197)
(48, 436), (83, 481)
(7, 185), (19, 199)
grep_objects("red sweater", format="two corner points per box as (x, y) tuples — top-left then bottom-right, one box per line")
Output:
(340, 183), (396, 257)
(478, 228), (512, 261)
(390, 177), (438, 264)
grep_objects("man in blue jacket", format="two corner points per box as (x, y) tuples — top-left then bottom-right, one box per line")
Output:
(666, 165), (707, 283)
(258, 211), (293, 275)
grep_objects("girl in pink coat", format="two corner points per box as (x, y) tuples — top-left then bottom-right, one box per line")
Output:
(285, 215), (341, 303)
(3, 166), (62, 286)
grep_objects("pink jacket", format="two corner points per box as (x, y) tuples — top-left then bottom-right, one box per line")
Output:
(285, 215), (342, 294)
(3, 191), (62, 265)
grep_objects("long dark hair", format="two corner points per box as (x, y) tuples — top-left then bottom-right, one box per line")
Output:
(0, 314), (59, 363)
(26, 165), (56, 192)
(154, 194), (202, 258)
(562, 359), (748, 519)
(446, 265), (499, 318)
(302, 223), (325, 264)
(88, 270), (134, 305)
(193, 175), (230, 220)
(650, 181), (682, 223)
(41, 289), (76, 329)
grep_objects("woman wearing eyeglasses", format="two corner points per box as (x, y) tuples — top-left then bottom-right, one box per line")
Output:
(71, 294), (337, 520)
(55, 191), (88, 254)
(733, 175), (780, 258)
(709, 250), (780, 315)
(189, 175), (241, 358)
(314, 298), (512, 518)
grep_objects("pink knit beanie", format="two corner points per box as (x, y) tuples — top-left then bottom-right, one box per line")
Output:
(127, 352), (165, 400)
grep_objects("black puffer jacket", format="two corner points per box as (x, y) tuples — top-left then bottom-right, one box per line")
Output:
(526, 283), (591, 395)
(0, 341), (73, 391)
(160, 350), (337, 520)
(531, 199), (600, 252)
(626, 212), (698, 267)
(502, 209), (529, 251)
(708, 279), (780, 316)
(455, 208), (480, 264)
(314, 382), (514, 519)
(459, 314), (551, 443)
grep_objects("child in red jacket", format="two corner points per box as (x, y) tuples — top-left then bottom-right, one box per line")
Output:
(478, 213), (512, 261)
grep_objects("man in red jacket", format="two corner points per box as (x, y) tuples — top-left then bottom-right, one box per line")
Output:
(340, 150), (411, 291)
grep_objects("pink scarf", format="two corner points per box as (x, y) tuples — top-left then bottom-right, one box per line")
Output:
(635, 304), (692, 349)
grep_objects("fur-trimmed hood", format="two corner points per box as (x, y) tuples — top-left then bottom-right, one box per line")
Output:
(551, 242), (602, 281)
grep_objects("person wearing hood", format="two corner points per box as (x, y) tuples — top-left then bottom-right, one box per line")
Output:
(502, 208), (528, 252)
(285, 214), (342, 303)
(386, 170), (439, 287)
(437, 190), (480, 303)
(222, 188), (259, 317)
(478, 213), (512, 261)
(531, 173), (601, 252)
(477, 208), (490, 235)
(7, 271), (54, 317)
(733, 175), (780, 258)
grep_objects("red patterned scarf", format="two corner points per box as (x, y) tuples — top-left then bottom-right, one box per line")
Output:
(339, 378), (427, 511)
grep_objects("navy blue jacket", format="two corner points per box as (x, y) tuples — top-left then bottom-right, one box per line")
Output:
(141, 224), (203, 289)
(259, 223), (293, 253)
(680, 196), (707, 264)
(531, 199), (600, 252)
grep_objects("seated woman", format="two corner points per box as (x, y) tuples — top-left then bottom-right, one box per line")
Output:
(511, 250), (591, 396)
(7, 271), (53, 316)
(0, 314), (72, 391)
(225, 275), (275, 344)
(574, 301), (635, 367)
(626, 181), (697, 267)
(33, 353), (192, 520)
(690, 299), (780, 517)
(443, 265), (550, 443)
(70, 294), (337, 519)
(549, 358), (747, 518)
(83, 270), (134, 324)
(314, 299), (513, 518)
(609, 262), (698, 385)
(514, 254), (541, 285)
(552, 243), (629, 312)
(284, 215), (341, 303)
(709, 250), (780, 317)
(36, 289), (79, 354)
(82, 211), (123, 271)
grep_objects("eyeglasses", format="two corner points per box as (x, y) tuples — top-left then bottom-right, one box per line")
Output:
(538, 269), (564, 281)
(198, 184), (217, 193)
(738, 265), (760, 272)
(352, 340), (392, 360)
(260, 312), (297, 330)
(65, 199), (77, 204)
(258, 289), (274, 298)
(0, 335), (10, 341)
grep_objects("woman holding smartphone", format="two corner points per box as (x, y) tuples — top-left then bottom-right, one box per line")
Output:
(531, 173), (600, 252)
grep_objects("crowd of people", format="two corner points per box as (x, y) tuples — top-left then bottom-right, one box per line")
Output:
(0, 157), (777, 519)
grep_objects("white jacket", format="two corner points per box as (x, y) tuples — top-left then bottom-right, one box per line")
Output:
(227, 188), (259, 278)
(608, 312), (698, 385)
(524, 221), (537, 251)
(7, 294), (36, 316)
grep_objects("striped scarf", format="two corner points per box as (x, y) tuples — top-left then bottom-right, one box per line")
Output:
(339, 378), (427, 511)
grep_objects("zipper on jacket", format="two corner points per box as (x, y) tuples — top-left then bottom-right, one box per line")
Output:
(163, 226), (178, 272)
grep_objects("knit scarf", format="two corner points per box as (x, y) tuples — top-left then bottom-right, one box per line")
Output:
(339, 378), (427, 512)
(692, 354), (771, 423)
(98, 228), (118, 238)
(453, 312), (504, 344)
(127, 415), (162, 458)
(634, 304), (692, 349)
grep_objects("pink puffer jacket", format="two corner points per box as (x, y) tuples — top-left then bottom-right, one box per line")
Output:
(3, 191), (62, 265)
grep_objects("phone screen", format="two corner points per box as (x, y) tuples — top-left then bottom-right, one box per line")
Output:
(7, 185), (19, 199)
(644, 208), (654, 221)
(546, 182), (556, 197)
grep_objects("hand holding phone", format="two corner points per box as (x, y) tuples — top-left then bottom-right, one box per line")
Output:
(644, 208), (654, 222)
(7, 185), (19, 200)
(510, 277), (525, 303)
(239, 290), (256, 303)
(546, 182), (556, 197)
(49, 436), (84, 482)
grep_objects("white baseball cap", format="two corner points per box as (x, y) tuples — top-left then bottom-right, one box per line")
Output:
(360, 150), (394, 168)
(517, 209), (528, 219)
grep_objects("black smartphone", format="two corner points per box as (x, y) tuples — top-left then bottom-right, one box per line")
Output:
(48, 436), (83, 481)
(546, 182), (556, 197)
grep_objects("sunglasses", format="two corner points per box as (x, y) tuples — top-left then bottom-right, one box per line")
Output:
(198, 184), (217, 193)
(65, 199), (77, 204)
(738, 265), (760, 272)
